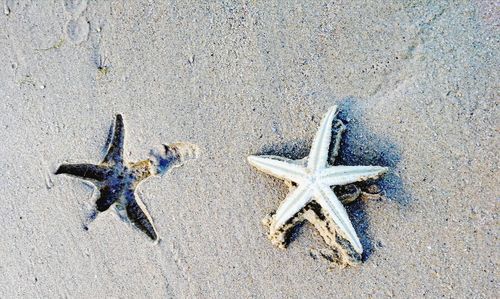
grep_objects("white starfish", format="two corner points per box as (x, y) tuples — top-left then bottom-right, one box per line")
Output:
(248, 106), (388, 256)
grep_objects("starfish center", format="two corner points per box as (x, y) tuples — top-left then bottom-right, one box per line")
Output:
(306, 173), (319, 184)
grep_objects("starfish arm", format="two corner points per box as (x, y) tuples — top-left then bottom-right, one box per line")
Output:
(247, 155), (307, 183)
(315, 184), (363, 253)
(320, 165), (388, 186)
(125, 190), (158, 241)
(55, 163), (110, 181)
(307, 106), (339, 171)
(95, 186), (119, 212)
(271, 183), (312, 233)
(328, 119), (346, 165)
(103, 114), (125, 165)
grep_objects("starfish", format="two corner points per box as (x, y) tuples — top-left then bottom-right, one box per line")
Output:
(55, 114), (198, 241)
(248, 106), (388, 265)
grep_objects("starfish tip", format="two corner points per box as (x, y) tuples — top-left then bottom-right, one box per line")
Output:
(151, 236), (160, 244)
(327, 105), (338, 114)
(54, 167), (62, 175)
(247, 155), (258, 164)
(379, 166), (390, 175)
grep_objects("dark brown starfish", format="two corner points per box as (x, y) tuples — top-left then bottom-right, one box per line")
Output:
(56, 114), (198, 241)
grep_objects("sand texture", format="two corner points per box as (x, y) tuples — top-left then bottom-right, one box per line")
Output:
(0, 1), (498, 298)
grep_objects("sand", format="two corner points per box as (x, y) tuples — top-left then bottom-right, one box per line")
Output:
(0, 1), (498, 298)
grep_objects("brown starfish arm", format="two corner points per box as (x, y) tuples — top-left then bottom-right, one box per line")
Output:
(125, 190), (158, 240)
(55, 163), (110, 181)
(95, 186), (119, 212)
(103, 114), (125, 165)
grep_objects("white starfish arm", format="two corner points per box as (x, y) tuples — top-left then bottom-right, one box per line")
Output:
(271, 183), (312, 233)
(320, 165), (388, 186)
(247, 155), (307, 183)
(315, 184), (363, 253)
(307, 106), (339, 171)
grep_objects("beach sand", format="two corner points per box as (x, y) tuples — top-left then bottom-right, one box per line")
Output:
(0, 1), (497, 297)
